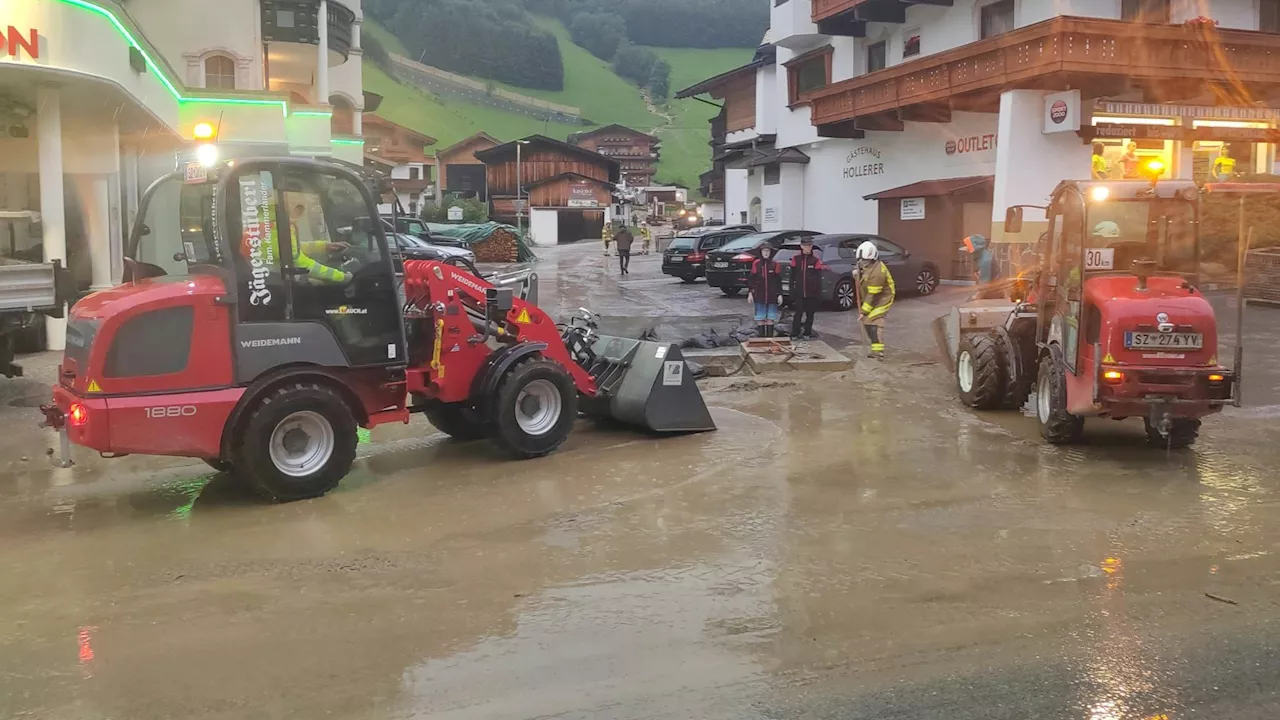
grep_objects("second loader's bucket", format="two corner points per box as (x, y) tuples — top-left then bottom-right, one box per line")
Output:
(934, 300), (1020, 373)
(582, 335), (716, 433)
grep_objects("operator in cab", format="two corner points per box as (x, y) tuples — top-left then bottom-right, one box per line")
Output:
(287, 203), (351, 283)
(855, 241), (895, 360)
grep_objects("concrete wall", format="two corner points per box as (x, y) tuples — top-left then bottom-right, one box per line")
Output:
(725, 168), (749, 226)
(991, 89), (1090, 241)
(130, 0), (263, 90)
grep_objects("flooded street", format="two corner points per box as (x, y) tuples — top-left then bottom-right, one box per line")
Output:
(5, 244), (1280, 719)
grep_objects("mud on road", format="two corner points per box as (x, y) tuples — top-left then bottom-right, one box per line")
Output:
(4, 243), (1280, 719)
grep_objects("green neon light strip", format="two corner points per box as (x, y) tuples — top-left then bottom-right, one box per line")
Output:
(332, 139), (366, 146)
(58, 0), (289, 117)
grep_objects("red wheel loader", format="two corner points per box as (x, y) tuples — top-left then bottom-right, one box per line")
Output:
(39, 157), (715, 501)
(936, 173), (1275, 448)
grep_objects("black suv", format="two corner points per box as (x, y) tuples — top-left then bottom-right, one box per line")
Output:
(705, 230), (819, 296)
(661, 225), (756, 283)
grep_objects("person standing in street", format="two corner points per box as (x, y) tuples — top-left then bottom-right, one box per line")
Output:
(788, 237), (826, 340)
(639, 224), (653, 255)
(614, 224), (634, 275)
(854, 240), (895, 359)
(747, 245), (783, 338)
(602, 221), (613, 256)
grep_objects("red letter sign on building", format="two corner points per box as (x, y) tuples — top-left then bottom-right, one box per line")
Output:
(1, 27), (40, 59)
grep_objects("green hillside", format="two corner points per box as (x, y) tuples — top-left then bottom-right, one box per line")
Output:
(361, 18), (752, 192)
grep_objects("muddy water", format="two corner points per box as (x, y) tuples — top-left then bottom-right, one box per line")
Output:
(3, 361), (1280, 719)
(5, 245), (1280, 718)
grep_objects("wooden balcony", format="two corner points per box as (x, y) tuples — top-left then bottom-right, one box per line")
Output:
(810, 16), (1280, 129)
(812, 0), (859, 23)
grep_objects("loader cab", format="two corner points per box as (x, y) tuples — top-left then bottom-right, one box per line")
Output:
(126, 158), (405, 381)
(1041, 180), (1201, 374)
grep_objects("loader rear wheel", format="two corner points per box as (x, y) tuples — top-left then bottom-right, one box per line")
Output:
(956, 332), (1005, 410)
(1036, 354), (1084, 444)
(420, 398), (487, 441)
(1144, 417), (1201, 449)
(489, 357), (578, 459)
(233, 382), (357, 502)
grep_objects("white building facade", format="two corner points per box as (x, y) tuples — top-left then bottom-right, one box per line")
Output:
(682, 0), (1280, 280)
(0, 0), (366, 348)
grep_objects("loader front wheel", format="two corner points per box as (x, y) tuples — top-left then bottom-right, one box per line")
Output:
(956, 332), (1005, 410)
(489, 357), (579, 459)
(233, 382), (357, 502)
(417, 396), (487, 441)
(1036, 354), (1084, 444)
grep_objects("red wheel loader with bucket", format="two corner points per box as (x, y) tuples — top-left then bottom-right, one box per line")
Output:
(39, 157), (715, 502)
(935, 173), (1274, 448)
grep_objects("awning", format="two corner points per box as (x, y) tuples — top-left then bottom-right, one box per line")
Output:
(747, 147), (810, 167)
(863, 175), (993, 200)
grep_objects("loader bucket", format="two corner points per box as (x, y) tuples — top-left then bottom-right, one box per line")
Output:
(933, 300), (1019, 373)
(582, 335), (716, 433)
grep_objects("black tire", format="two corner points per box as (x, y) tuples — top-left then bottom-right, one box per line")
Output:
(721, 287), (742, 297)
(956, 332), (1005, 410)
(421, 398), (487, 441)
(232, 382), (358, 502)
(203, 458), (233, 473)
(1035, 353), (1084, 444)
(1144, 417), (1201, 449)
(833, 278), (856, 312)
(489, 357), (579, 459)
(915, 264), (940, 296)
(681, 276), (697, 284)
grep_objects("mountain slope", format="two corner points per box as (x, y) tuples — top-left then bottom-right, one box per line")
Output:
(361, 18), (752, 192)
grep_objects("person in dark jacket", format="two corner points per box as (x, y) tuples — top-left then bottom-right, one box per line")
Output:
(788, 236), (826, 340)
(747, 245), (783, 338)
(614, 225), (634, 275)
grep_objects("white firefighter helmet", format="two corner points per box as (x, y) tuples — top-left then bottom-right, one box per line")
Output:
(856, 241), (879, 261)
(1092, 220), (1121, 238)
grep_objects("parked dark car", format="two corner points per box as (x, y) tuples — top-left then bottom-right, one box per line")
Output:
(381, 214), (431, 238)
(777, 234), (940, 311)
(389, 233), (477, 272)
(661, 224), (756, 282)
(705, 230), (820, 297)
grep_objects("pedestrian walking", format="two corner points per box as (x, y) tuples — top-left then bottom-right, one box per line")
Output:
(854, 240), (895, 359)
(747, 245), (783, 338)
(640, 224), (653, 255)
(602, 222), (613, 256)
(615, 225), (634, 275)
(788, 237), (826, 340)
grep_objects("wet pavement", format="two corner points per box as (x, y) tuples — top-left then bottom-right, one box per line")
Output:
(4, 243), (1280, 719)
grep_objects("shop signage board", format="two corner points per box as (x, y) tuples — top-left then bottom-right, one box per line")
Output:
(900, 198), (925, 220)
(1085, 123), (1280, 143)
(1044, 90), (1081, 134)
(447, 206), (464, 221)
(567, 184), (596, 208)
(764, 207), (778, 223)
(0, 26), (40, 60)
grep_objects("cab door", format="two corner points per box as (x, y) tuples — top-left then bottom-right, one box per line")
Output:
(1049, 191), (1086, 374)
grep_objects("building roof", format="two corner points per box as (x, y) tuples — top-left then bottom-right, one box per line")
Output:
(437, 132), (501, 159)
(528, 172), (615, 190)
(475, 134), (621, 182)
(675, 60), (766, 99)
(363, 114), (437, 147)
(570, 124), (660, 144)
(863, 175), (994, 200)
(747, 146), (810, 167)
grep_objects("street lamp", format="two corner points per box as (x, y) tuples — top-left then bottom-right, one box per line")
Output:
(516, 139), (530, 237)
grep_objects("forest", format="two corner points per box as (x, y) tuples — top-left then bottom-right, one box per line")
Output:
(365, 0), (767, 96)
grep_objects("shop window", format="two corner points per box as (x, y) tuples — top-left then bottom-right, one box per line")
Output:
(903, 28), (921, 58)
(764, 164), (781, 185)
(867, 42), (887, 73)
(1263, 0), (1280, 33)
(1121, 0), (1170, 23)
(980, 0), (1015, 38)
(204, 55), (236, 90)
(786, 46), (833, 105)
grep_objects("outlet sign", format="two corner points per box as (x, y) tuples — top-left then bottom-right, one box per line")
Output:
(0, 27), (39, 60)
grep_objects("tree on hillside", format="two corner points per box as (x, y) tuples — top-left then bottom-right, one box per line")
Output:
(569, 12), (627, 60)
(612, 42), (657, 86)
(648, 59), (671, 102)
(366, 0), (565, 90)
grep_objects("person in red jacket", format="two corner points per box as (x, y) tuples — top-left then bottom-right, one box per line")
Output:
(788, 236), (826, 340)
(747, 245), (783, 338)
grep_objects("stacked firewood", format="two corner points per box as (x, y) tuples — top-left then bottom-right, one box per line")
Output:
(1245, 248), (1280, 304)
(472, 228), (520, 263)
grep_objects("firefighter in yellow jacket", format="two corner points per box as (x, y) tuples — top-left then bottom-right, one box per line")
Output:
(854, 240), (895, 360)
